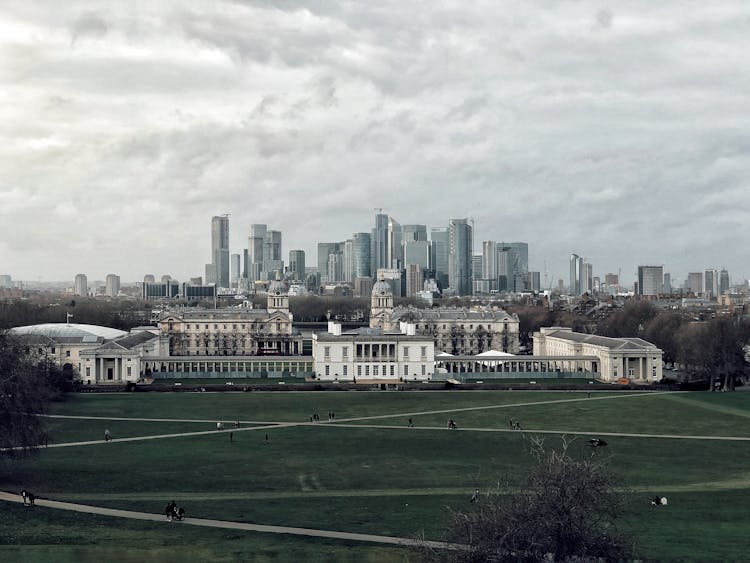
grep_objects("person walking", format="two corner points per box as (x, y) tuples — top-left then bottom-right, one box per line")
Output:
(104, 429), (112, 442)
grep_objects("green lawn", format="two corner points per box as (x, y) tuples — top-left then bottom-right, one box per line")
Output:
(2, 390), (750, 561)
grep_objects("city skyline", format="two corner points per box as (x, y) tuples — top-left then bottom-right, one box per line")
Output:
(2, 3), (749, 283)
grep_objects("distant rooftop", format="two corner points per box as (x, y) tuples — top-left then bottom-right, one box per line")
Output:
(10, 323), (127, 342)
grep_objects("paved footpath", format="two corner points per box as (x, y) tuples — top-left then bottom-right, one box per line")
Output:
(0, 491), (459, 551)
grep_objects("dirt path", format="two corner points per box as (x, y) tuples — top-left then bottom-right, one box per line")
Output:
(0, 491), (458, 550)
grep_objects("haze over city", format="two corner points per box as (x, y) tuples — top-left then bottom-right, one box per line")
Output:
(1, 2), (749, 284)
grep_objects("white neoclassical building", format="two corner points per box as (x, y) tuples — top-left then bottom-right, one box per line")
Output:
(533, 327), (663, 383)
(79, 328), (162, 385)
(313, 321), (435, 382)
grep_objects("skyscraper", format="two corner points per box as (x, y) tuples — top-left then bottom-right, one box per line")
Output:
(448, 218), (473, 296)
(402, 224), (427, 242)
(387, 216), (403, 269)
(288, 250), (305, 282)
(703, 269), (719, 299)
(719, 269), (730, 295)
(496, 242), (529, 292)
(247, 224), (267, 282)
(569, 254), (583, 295)
(637, 266), (663, 296)
(687, 272), (703, 294)
(262, 230), (283, 279)
(230, 254), (240, 288)
(74, 273), (88, 296)
(430, 227), (449, 290)
(211, 215), (230, 288)
(105, 274), (120, 297)
(371, 213), (389, 274)
(318, 242), (342, 284)
(482, 241), (497, 281)
(351, 233), (371, 279)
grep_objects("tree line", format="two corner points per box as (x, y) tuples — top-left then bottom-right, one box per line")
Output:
(510, 301), (749, 390)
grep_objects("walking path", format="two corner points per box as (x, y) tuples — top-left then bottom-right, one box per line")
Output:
(10, 391), (749, 449)
(0, 491), (459, 550)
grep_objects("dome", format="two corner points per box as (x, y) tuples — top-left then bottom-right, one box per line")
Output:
(10, 323), (127, 342)
(372, 279), (393, 296)
(268, 280), (287, 295)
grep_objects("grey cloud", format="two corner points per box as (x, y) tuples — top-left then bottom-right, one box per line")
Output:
(70, 11), (108, 44)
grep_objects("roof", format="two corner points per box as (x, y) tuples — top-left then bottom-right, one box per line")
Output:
(543, 329), (660, 351)
(476, 350), (514, 357)
(393, 307), (516, 322)
(314, 328), (431, 342)
(10, 323), (126, 343)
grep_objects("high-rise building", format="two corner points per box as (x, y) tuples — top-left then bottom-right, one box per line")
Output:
(371, 213), (389, 274)
(404, 240), (430, 270)
(637, 266), (663, 296)
(143, 274), (155, 284)
(405, 264), (423, 297)
(402, 224), (427, 242)
(482, 241), (497, 281)
(582, 261), (593, 294)
(604, 273), (619, 286)
(105, 274), (120, 297)
(525, 271), (541, 292)
(719, 269), (730, 295)
(318, 242), (342, 284)
(703, 269), (719, 299)
(569, 254), (583, 295)
(430, 227), (449, 291)
(288, 250), (305, 282)
(663, 273), (672, 294)
(448, 218), (473, 296)
(74, 273), (88, 296)
(351, 233), (371, 280)
(388, 216), (403, 269)
(230, 254), (240, 288)
(0, 275), (12, 288)
(262, 230), (283, 280)
(343, 239), (354, 283)
(211, 215), (230, 288)
(247, 224), (267, 282)
(205, 264), (217, 284)
(496, 242), (529, 292)
(687, 272), (703, 294)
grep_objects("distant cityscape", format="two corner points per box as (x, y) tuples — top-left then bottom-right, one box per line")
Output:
(0, 212), (742, 302)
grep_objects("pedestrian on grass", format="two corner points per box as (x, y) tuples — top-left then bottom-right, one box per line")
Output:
(470, 488), (479, 503)
(166, 500), (176, 521)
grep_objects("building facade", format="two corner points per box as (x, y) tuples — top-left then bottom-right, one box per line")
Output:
(637, 266), (663, 296)
(392, 307), (520, 355)
(312, 321), (435, 381)
(211, 215), (230, 288)
(105, 274), (120, 297)
(157, 284), (302, 356)
(74, 273), (88, 297)
(448, 218), (473, 296)
(533, 327), (663, 382)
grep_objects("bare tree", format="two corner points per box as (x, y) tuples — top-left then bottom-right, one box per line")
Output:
(422, 439), (634, 562)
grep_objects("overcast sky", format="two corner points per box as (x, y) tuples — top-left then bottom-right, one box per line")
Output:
(1, 2), (749, 286)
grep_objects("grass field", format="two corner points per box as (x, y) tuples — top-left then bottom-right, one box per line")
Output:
(2, 390), (750, 561)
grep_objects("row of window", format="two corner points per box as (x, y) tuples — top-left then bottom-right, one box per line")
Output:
(323, 364), (428, 377)
(323, 345), (429, 359)
(171, 323), (287, 332)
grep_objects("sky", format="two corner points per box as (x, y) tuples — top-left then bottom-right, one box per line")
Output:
(1, 2), (749, 286)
